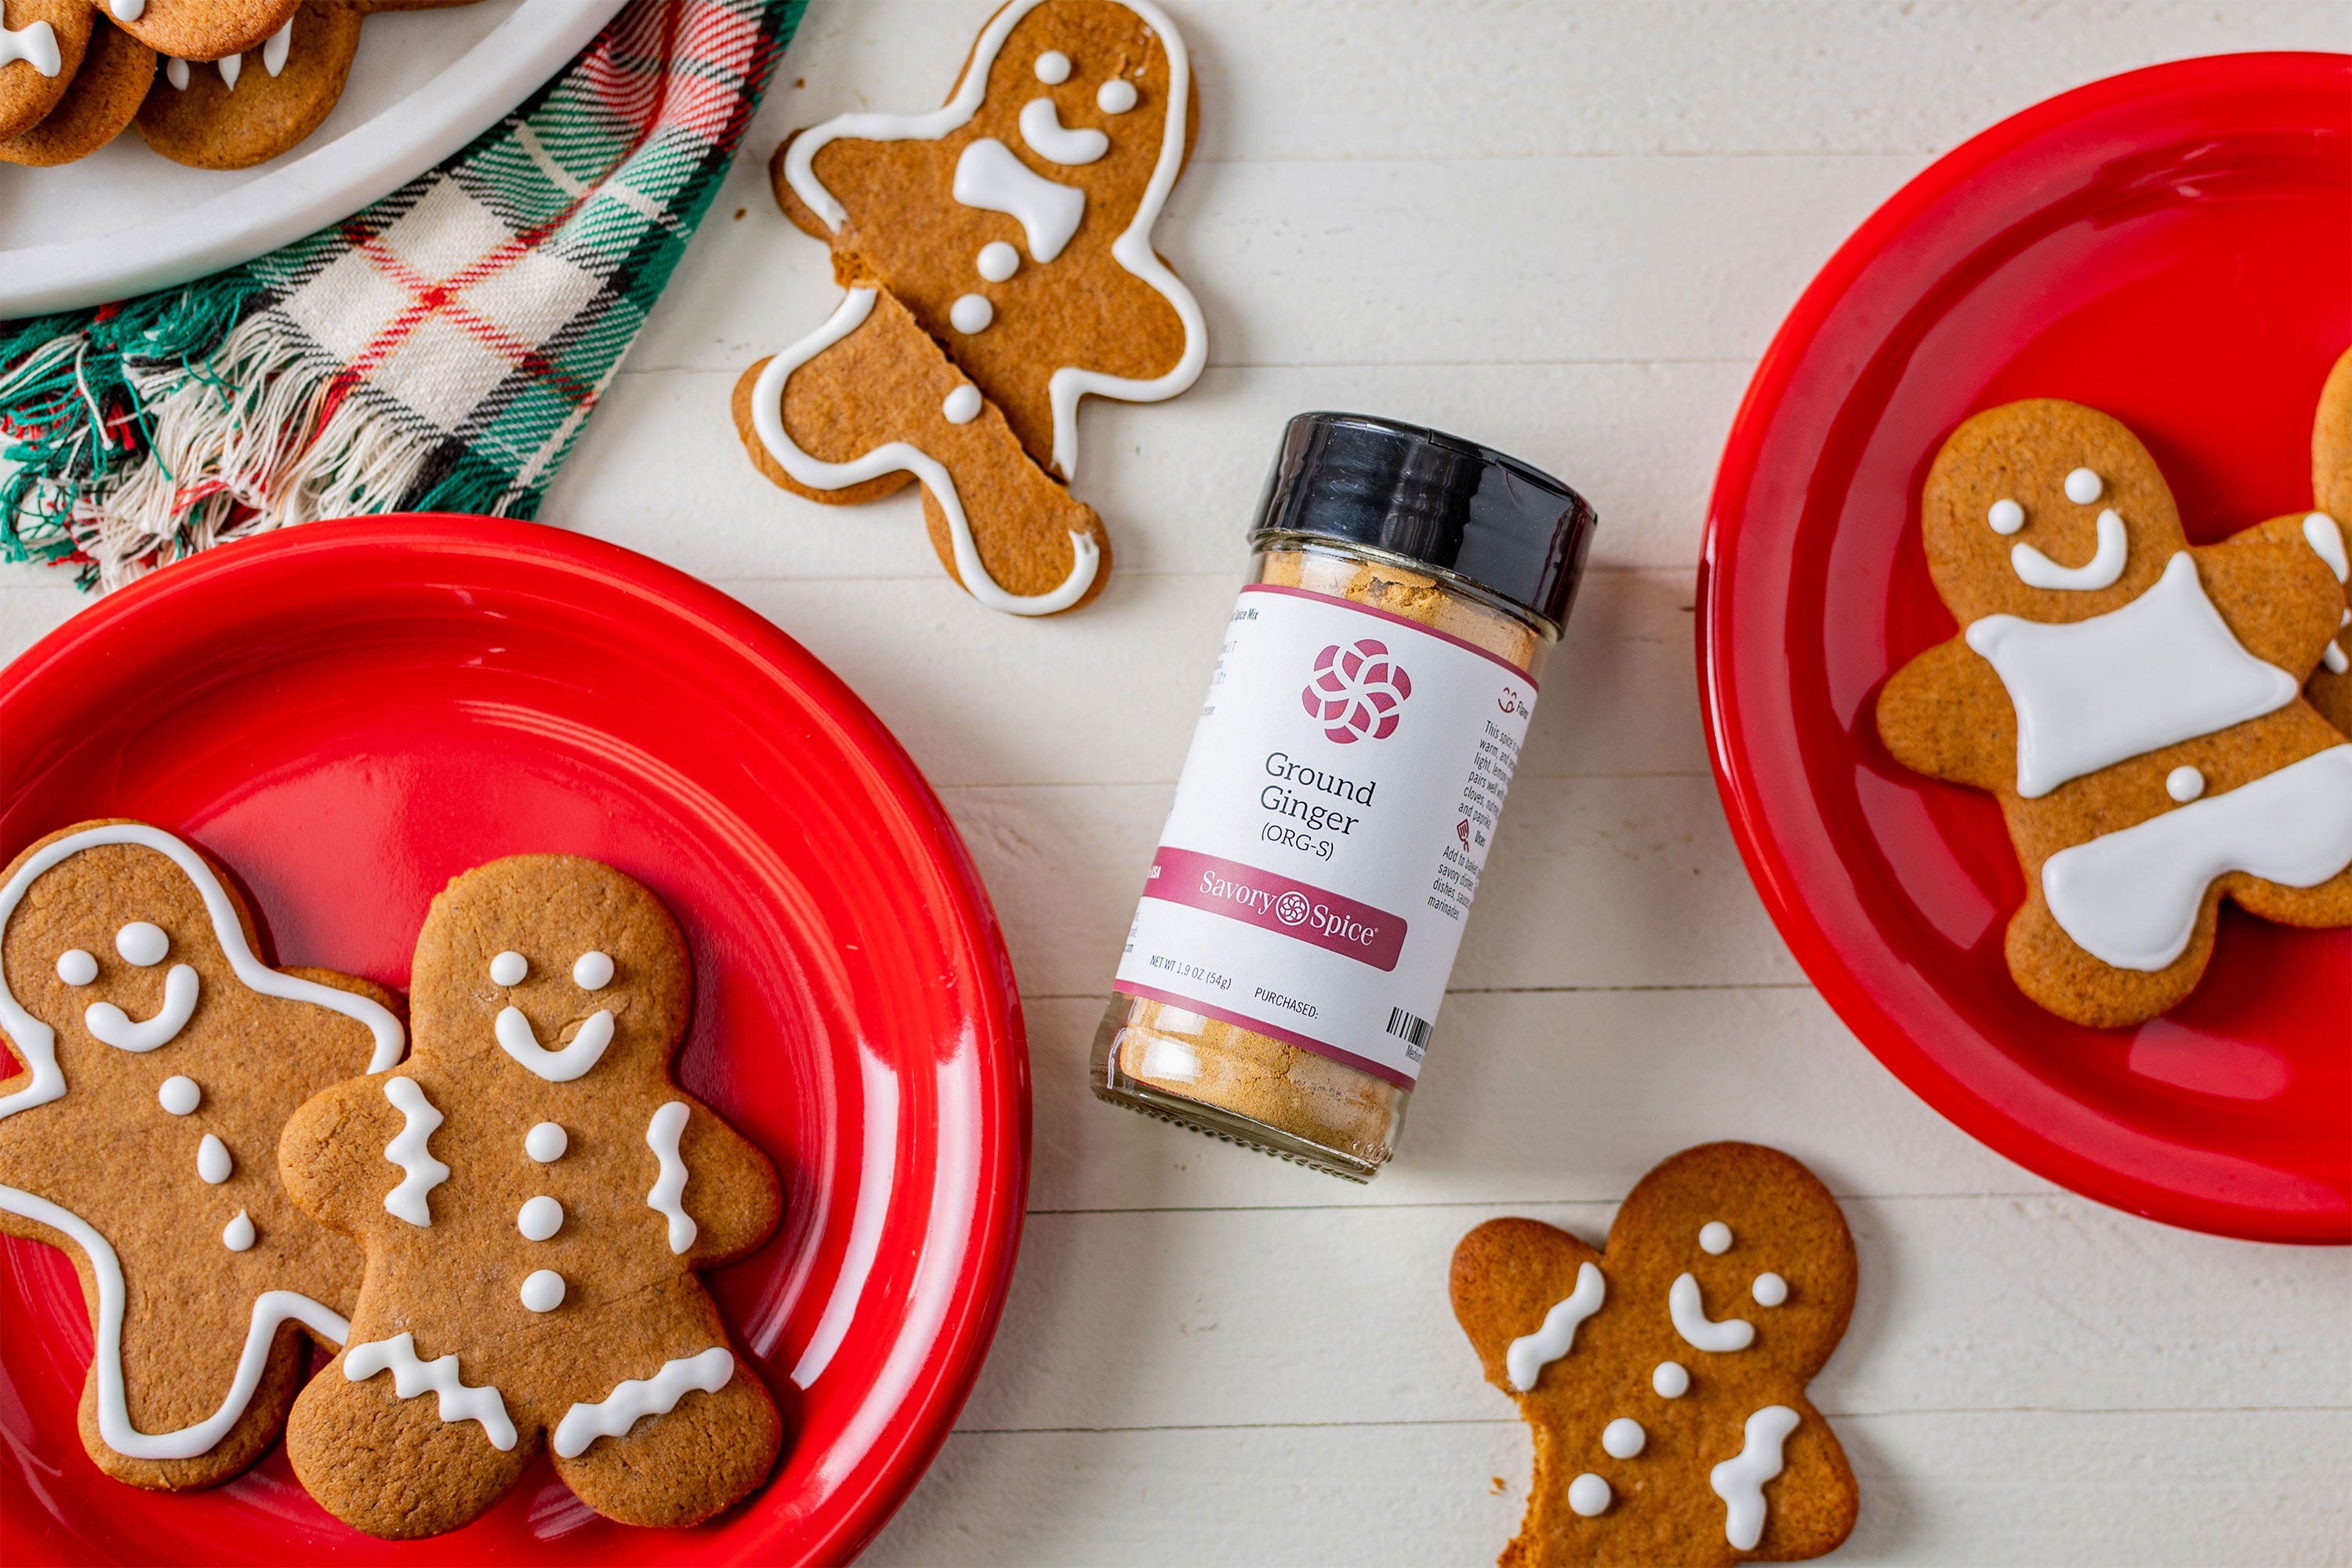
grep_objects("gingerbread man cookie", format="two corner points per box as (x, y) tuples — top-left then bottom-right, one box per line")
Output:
(0, 820), (405, 1490)
(736, 0), (1207, 615)
(1875, 400), (2352, 1028)
(281, 855), (782, 1537)
(1453, 1145), (1860, 1567)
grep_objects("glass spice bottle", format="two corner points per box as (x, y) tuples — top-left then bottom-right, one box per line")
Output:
(1091, 412), (1597, 1180)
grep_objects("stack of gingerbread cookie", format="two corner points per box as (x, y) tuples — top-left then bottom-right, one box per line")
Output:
(1, 0), (479, 170)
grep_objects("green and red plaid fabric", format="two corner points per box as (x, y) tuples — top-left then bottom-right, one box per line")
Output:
(0, 0), (803, 590)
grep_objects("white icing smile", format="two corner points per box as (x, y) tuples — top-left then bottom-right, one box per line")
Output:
(85, 965), (201, 1052)
(1668, 1272), (1755, 1352)
(1020, 96), (1109, 165)
(2011, 507), (2127, 590)
(1504, 1260), (1604, 1392)
(495, 1005), (615, 1082)
(953, 136), (1085, 263)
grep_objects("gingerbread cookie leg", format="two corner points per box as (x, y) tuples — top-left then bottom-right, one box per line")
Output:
(737, 285), (1110, 615)
(286, 1343), (535, 1540)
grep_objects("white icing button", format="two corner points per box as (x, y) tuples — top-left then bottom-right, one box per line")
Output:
(1751, 1272), (1789, 1307)
(1698, 1221), (1732, 1254)
(520, 1269), (566, 1312)
(158, 1075), (201, 1116)
(518, 1196), (564, 1242)
(526, 1121), (568, 1163)
(197, 1133), (232, 1185)
(942, 385), (983, 424)
(2064, 467), (2103, 504)
(1033, 49), (1070, 84)
(222, 1209), (255, 1252)
(977, 240), (1020, 282)
(490, 950), (528, 986)
(1098, 77), (1138, 114)
(950, 293), (994, 334)
(1602, 1417), (1646, 1458)
(572, 950), (614, 991)
(1566, 1472), (1611, 1517)
(56, 949), (98, 985)
(1987, 498), (2025, 535)
(2166, 765), (2205, 804)
(116, 923), (169, 967)
(1652, 1360), (1690, 1398)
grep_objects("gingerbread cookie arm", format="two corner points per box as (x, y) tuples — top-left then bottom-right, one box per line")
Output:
(1875, 639), (2014, 792)
(649, 1092), (781, 1269)
(739, 285), (1109, 614)
(2190, 519), (2346, 680)
(1450, 1216), (1606, 1393)
(281, 1072), (412, 1239)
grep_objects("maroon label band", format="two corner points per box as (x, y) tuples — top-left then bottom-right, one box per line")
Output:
(1142, 847), (1408, 971)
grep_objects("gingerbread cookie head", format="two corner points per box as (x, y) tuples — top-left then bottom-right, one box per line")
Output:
(0, 819), (403, 1490)
(281, 855), (783, 1538)
(1922, 399), (2188, 626)
(1453, 1145), (1859, 1567)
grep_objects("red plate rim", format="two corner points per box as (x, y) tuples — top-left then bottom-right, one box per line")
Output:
(0, 515), (1030, 1563)
(1697, 52), (2352, 1244)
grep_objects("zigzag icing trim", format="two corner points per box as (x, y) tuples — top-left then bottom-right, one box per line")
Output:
(644, 1100), (698, 1254)
(382, 1076), (449, 1227)
(551, 1346), (735, 1458)
(344, 1332), (517, 1450)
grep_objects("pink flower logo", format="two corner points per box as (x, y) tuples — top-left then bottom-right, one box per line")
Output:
(1302, 639), (1412, 743)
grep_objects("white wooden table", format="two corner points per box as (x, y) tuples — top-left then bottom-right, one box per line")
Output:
(6, 4), (2350, 1562)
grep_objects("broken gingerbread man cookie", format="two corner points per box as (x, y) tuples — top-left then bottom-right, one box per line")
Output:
(1453, 1144), (1860, 1567)
(0, 819), (405, 1490)
(736, 0), (1207, 615)
(280, 854), (782, 1538)
(1875, 398), (2352, 1028)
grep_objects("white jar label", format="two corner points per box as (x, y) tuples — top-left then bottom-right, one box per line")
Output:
(1115, 583), (1537, 1084)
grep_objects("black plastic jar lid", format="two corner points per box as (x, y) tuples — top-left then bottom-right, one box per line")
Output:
(1248, 412), (1599, 630)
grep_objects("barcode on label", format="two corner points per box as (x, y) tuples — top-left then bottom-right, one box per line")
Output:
(1385, 1006), (1432, 1060)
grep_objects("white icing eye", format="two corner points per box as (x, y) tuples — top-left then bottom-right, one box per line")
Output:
(56, 949), (98, 986)
(2064, 467), (2103, 504)
(942, 385), (983, 424)
(1987, 498), (2025, 535)
(1698, 1221), (1732, 1254)
(572, 950), (614, 990)
(1651, 1360), (1690, 1398)
(976, 240), (1020, 282)
(520, 1269), (566, 1312)
(197, 1133), (232, 1185)
(490, 950), (528, 986)
(1602, 1417), (1646, 1457)
(222, 1210), (256, 1251)
(525, 1120), (568, 1162)
(517, 1196), (564, 1241)
(1098, 78), (1138, 114)
(1566, 1472), (1611, 1516)
(1033, 49), (1071, 84)
(2166, 765), (2205, 804)
(950, 294), (994, 334)
(158, 1075), (200, 1116)
(1751, 1272), (1788, 1307)
(116, 923), (169, 967)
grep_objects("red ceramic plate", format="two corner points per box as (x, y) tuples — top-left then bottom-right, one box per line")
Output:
(1700, 53), (2352, 1244)
(0, 517), (1028, 1562)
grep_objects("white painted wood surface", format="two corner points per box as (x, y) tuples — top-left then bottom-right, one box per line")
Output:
(5, 3), (2351, 1563)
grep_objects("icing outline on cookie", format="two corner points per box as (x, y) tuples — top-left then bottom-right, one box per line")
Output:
(0, 822), (405, 1118)
(551, 1346), (735, 1458)
(778, 0), (1207, 481)
(751, 289), (1102, 615)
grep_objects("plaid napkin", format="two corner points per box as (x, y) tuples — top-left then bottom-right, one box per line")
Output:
(0, 0), (803, 590)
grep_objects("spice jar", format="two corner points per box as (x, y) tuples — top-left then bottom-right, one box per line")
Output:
(1092, 412), (1597, 1180)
